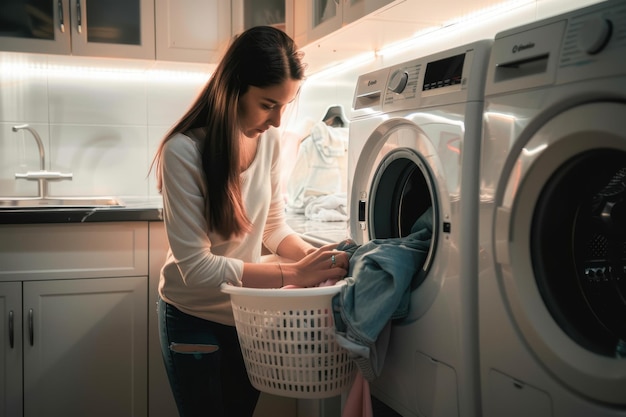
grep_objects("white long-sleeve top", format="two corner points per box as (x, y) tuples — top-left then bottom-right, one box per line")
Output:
(158, 128), (295, 326)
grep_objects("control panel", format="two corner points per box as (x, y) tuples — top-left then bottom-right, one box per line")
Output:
(485, 0), (626, 96)
(562, 2), (626, 65)
(352, 39), (490, 114)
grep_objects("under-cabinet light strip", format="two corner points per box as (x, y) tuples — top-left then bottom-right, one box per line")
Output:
(0, 58), (211, 83)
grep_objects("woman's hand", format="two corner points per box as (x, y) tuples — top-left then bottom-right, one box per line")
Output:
(282, 243), (349, 287)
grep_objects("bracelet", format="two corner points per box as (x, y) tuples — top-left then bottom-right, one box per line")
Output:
(278, 263), (284, 287)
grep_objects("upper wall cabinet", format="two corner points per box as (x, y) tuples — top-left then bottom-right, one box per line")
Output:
(155, 0), (231, 63)
(0, 0), (155, 59)
(156, 0), (295, 64)
(231, 0), (294, 37)
(294, 0), (396, 46)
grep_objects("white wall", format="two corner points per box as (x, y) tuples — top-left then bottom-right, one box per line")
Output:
(0, 0), (603, 200)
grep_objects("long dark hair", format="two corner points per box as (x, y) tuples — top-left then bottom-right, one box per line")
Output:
(153, 26), (306, 238)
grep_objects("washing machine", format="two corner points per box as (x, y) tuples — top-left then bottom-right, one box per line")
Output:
(348, 39), (491, 417)
(478, 1), (626, 416)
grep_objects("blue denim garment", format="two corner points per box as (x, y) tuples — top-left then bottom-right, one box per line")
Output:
(332, 208), (432, 380)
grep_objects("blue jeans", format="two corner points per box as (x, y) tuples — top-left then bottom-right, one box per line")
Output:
(332, 207), (433, 380)
(157, 298), (259, 417)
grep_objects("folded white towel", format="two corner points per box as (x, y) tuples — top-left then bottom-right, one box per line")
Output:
(305, 194), (348, 222)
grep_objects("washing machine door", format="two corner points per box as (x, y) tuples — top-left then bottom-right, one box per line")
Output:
(350, 117), (452, 320)
(493, 101), (626, 405)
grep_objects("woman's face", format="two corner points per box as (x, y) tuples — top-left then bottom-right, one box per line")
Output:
(238, 78), (301, 138)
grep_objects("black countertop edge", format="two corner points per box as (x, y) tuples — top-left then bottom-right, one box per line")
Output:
(0, 206), (163, 224)
(0, 202), (348, 243)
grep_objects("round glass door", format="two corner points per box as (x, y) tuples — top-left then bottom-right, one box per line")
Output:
(532, 149), (626, 357)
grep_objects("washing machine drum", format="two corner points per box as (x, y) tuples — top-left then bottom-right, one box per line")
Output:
(368, 149), (433, 240)
(532, 149), (626, 357)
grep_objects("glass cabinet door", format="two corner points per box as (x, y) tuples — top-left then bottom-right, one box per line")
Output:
(0, 0), (55, 40)
(0, 0), (71, 54)
(343, 0), (396, 25)
(85, 0), (141, 45)
(313, 0), (339, 29)
(243, 0), (286, 31)
(232, 0), (289, 36)
(71, 0), (155, 59)
(309, 0), (342, 40)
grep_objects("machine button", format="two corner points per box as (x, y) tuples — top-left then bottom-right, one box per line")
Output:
(358, 200), (366, 222)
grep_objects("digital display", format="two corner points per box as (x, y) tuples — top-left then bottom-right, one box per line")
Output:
(423, 53), (465, 91)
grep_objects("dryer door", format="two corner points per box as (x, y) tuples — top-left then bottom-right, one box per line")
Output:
(494, 102), (626, 405)
(350, 118), (452, 320)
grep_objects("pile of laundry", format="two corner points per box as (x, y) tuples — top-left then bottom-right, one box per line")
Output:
(286, 106), (349, 222)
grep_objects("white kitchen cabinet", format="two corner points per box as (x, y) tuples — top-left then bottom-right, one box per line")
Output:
(155, 0), (231, 63)
(0, 282), (21, 417)
(24, 277), (147, 417)
(0, 0), (155, 59)
(294, 0), (397, 45)
(0, 222), (149, 417)
(1, 278), (147, 417)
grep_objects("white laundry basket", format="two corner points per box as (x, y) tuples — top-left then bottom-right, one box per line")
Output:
(220, 282), (356, 399)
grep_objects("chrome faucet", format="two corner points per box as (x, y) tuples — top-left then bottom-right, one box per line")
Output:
(12, 124), (46, 170)
(12, 124), (72, 198)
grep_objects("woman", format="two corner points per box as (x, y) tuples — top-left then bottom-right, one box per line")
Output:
(151, 26), (349, 417)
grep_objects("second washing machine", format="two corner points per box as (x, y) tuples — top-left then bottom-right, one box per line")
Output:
(479, 1), (626, 416)
(348, 39), (491, 417)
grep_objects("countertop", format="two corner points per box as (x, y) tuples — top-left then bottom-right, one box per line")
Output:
(0, 197), (350, 244)
(0, 196), (163, 224)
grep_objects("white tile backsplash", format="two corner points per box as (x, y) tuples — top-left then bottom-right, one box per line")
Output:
(146, 75), (207, 127)
(0, 53), (49, 123)
(47, 71), (148, 126)
(147, 125), (171, 196)
(48, 124), (150, 197)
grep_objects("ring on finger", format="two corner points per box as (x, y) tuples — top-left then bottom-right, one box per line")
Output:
(331, 254), (336, 267)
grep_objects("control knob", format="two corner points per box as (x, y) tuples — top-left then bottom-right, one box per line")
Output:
(388, 70), (409, 94)
(578, 16), (612, 54)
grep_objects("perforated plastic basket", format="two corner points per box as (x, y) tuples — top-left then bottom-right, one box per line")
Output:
(220, 282), (356, 399)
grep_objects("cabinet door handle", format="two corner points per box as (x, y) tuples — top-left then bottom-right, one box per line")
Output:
(8, 310), (14, 349)
(29, 308), (34, 346)
(76, 0), (82, 34)
(58, 0), (65, 32)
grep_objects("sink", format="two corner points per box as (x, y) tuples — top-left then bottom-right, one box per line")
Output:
(0, 197), (125, 209)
